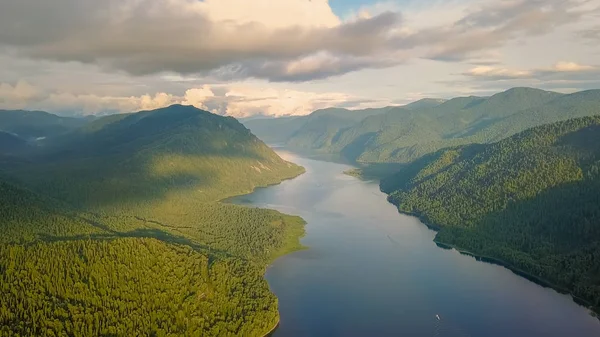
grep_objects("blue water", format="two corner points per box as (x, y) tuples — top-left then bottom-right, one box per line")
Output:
(230, 150), (600, 337)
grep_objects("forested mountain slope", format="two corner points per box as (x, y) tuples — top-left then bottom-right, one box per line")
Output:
(0, 105), (305, 336)
(0, 131), (30, 155)
(246, 88), (600, 165)
(381, 116), (600, 313)
(0, 109), (89, 140)
(244, 106), (394, 147)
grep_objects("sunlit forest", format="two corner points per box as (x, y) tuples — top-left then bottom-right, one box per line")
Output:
(381, 116), (600, 313)
(0, 105), (305, 336)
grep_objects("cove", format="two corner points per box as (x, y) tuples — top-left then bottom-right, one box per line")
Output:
(229, 150), (600, 337)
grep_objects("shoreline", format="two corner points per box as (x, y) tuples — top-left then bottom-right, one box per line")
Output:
(218, 164), (306, 204)
(220, 160), (307, 337)
(385, 198), (599, 317)
(262, 319), (280, 337)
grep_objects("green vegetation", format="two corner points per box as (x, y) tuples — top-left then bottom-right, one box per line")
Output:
(343, 168), (364, 178)
(0, 109), (88, 140)
(0, 105), (306, 336)
(381, 116), (600, 313)
(245, 106), (393, 148)
(245, 88), (600, 165)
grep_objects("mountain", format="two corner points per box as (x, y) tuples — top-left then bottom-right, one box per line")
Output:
(243, 116), (303, 144)
(245, 106), (393, 148)
(0, 109), (89, 140)
(0, 105), (306, 336)
(381, 116), (600, 313)
(402, 98), (447, 110)
(245, 88), (600, 165)
(0, 131), (30, 155)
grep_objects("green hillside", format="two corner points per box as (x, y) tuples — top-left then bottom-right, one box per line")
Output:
(244, 106), (393, 148)
(326, 87), (568, 163)
(0, 109), (88, 140)
(402, 98), (447, 110)
(246, 88), (600, 165)
(381, 116), (600, 313)
(0, 105), (306, 336)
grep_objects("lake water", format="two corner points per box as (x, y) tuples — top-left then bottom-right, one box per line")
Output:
(229, 150), (600, 337)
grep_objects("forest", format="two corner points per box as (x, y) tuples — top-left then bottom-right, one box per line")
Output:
(0, 105), (306, 336)
(380, 116), (600, 314)
(245, 88), (600, 165)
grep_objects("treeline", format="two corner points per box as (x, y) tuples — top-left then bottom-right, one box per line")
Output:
(0, 238), (278, 336)
(381, 116), (600, 313)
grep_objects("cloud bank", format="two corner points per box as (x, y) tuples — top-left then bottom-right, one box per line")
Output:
(0, 0), (593, 82)
(0, 80), (382, 117)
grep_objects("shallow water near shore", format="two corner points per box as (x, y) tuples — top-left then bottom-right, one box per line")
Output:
(229, 150), (600, 337)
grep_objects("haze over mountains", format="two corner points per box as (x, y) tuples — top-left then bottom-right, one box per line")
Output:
(245, 87), (600, 164)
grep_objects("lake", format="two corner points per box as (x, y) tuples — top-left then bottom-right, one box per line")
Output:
(229, 150), (600, 337)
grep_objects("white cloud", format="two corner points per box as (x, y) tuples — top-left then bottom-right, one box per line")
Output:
(0, 81), (385, 117)
(220, 85), (353, 117)
(181, 86), (215, 110)
(0, 0), (594, 82)
(465, 66), (532, 79)
(463, 62), (600, 81)
(0, 81), (42, 108)
(195, 0), (340, 29)
(552, 61), (595, 72)
(0, 0), (599, 117)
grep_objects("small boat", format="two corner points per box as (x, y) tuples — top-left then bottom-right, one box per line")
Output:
(435, 314), (441, 320)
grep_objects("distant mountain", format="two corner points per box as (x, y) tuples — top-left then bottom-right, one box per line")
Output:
(381, 115), (600, 313)
(402, 98), (447, 110)
(337, 87), (567, 163)
(244, 106), (393, 147)
(0, 109), (88, 140)
(245, 87), (600, 164)
(0, 104), (306, 336)
(240, 116), (302, 144)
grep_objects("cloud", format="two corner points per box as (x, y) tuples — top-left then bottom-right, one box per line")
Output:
(0, 81), (42, 107)
(0, 0), (403, 82)
(403, 0), (590, 61)
(463, 62), (600, 81)
(0, 81), (387, 117)
(464, 66), (532, 80)
(0, 0), (594, 82)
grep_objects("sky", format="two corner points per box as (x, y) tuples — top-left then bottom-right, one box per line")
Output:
(1, 0), (599, 117)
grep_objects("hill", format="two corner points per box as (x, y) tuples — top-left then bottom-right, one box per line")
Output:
(0, 105), (306, 336)
(245, 88), (600, 165)
(0, 109), (88, 140)
(380, 116), (600, 313)
(402, 98), (447, 110)
(321, 87), (568, 163)
(244, 106), (393, 147)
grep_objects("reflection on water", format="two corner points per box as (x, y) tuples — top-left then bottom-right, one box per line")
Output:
(229, 150), (600, 337)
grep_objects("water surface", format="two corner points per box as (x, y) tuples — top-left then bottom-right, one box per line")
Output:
(230, 150), (600, 337)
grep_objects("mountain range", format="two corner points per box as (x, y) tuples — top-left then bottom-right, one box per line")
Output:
(245, 88), (600, 164)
